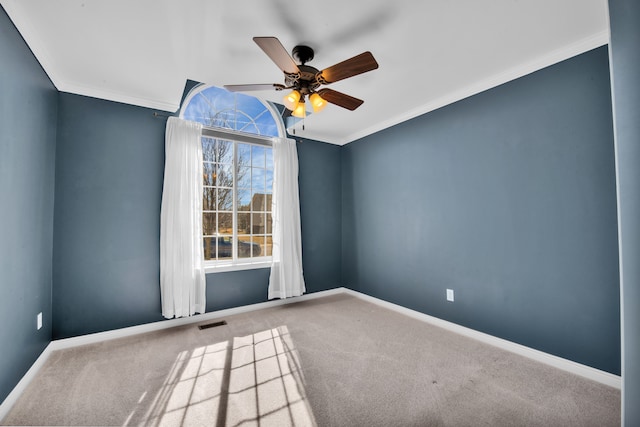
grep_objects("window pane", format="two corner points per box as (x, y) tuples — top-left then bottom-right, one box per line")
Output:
(252, 212), (265, 234)
(217, 187), (233, 211)
(238, 236), (252, 259)
(203, 187), (216, 211)
(265, 169), (273, 192)
(238, 144), (251, 166)
(254, 236), (266, 257)
(203, 237), (216, 260)
(216, 140), (233, 164)
(217, 236), (233, 259)
(203, 163), (217, 186)
(216, 164), (233, 188)
(252, 168), (266, 192)
(252, 145), (266, 168)
(237, 189), (251, 211)
(265, 235), (273, 257)
(266, 148), (273, 169)
(265, 194), (272, 212)
(218, 212), (233, 235)
(237, 212), (250, 235)
(202, 138), (216, 162)
(203, 213), (216, 236)
(251, 192), (265, 211)
(237, 166), (251, 189)
(266, 214), (272, 233)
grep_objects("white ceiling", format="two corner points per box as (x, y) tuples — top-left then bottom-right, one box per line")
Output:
(1, 0), (609, 145)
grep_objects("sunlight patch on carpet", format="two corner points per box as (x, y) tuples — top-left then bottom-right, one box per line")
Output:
(131, 326), (316, 427)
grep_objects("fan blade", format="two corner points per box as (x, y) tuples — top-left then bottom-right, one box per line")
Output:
(317, 88), (364, 111)
(253, 37), (300, 75)
(224, 83), (284, 92)
(318, 51), (378, 84)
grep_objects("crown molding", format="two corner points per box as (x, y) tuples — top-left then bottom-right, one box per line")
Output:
(58, 80), (179, 112)
(339, 30), (610, 146)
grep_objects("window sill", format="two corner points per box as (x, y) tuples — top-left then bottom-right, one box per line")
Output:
(204, 260), (272, 274)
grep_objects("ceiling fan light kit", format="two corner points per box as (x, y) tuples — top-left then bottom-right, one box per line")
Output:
(224, 36), (379, 120)
(292, 100), (307, 118)
(309, 92), (328, 113)
(283, 89), (301, 111)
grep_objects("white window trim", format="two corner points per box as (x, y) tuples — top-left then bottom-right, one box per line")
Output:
(204, 259), (272, 274)
(202, 126), (274, 147)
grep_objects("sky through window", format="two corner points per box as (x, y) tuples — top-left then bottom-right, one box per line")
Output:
(181, 85), (280, 137)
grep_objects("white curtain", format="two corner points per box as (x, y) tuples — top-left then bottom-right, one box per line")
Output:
(160, 117), (206, 318)
(269, 138), (306, 299)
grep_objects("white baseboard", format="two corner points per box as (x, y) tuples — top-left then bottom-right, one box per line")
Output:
(49, 287), (345, 351)
(1, 285), (620, 421)
(0, 344), (53, 422)
(342, 288), (621, 390)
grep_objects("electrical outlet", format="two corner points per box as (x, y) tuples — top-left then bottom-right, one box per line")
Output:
(37, 312), (43, 330)
(446, 289), (454, 302)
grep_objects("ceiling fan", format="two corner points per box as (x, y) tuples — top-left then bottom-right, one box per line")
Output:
(224, 37), (379, 118)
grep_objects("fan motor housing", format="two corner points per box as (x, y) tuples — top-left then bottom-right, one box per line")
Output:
(285, 64), (321, 95)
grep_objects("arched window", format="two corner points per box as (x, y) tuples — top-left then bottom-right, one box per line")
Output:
(180, 85), (284, 137)
(180, 85), (281, 270)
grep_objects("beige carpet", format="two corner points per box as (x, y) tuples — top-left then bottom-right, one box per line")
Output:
(1, 293), (620, 426)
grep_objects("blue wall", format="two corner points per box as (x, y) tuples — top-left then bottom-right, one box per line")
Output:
(52, 94), (342, 338)
(608, 0), (640, 423)
(0, 6), (57, 403)
(342, 46), (620, 374)
(297, 138), (343, 292)
(53, 93), (167, 338)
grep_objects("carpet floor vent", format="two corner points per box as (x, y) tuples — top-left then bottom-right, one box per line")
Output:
(198, 320), (227, 330)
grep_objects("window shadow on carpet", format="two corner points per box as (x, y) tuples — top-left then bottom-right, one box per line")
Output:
(125, 326), (317, 427)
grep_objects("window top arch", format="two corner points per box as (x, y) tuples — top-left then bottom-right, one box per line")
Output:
(179, 85), (283, 138)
